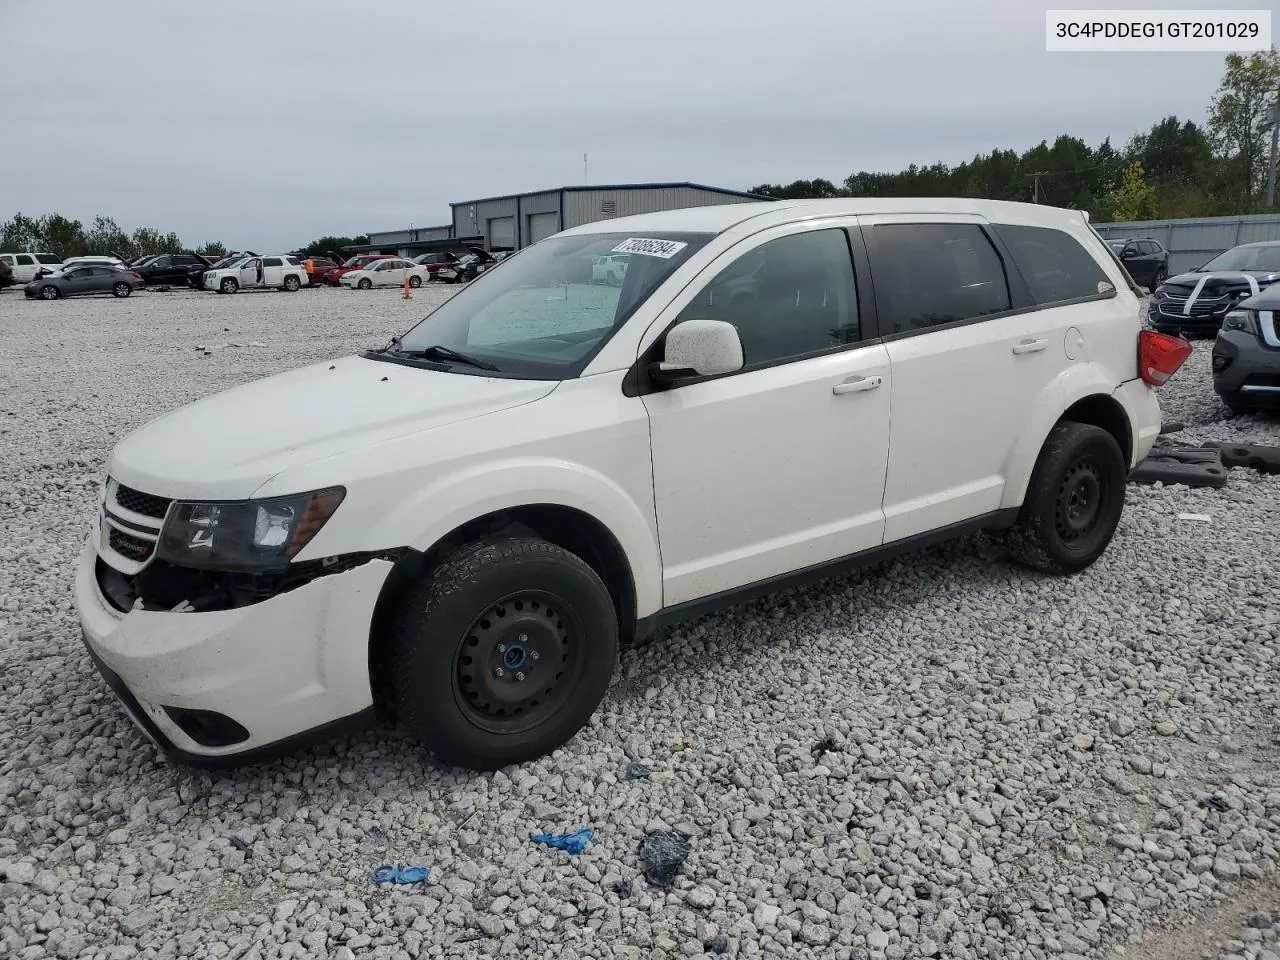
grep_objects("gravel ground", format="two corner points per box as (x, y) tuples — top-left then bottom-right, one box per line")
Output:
(0, 286), (1278, 960)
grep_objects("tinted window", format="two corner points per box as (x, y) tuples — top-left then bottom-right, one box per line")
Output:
(36, 254), (61, 264)
(870, 223), (1011, 333)
(995, 223), (1114, 305)
(1143, 241), (1161, 255)
(262, 257), (283, 267)
(150, 256), (172, 268)
(16, 255), (35, 265)
(675, 228), (860, 366)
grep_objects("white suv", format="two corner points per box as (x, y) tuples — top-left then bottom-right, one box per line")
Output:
(75, 198), (1191, 770)
(202, 255), (306, 293)
(1, 252), (63, 283)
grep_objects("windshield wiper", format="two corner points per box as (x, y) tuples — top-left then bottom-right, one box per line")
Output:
(390, 343), (499, 371)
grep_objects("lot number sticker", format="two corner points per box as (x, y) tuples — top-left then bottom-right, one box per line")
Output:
(612, 238), (688, 259)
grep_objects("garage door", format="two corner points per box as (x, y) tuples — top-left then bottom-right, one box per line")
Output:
(527, 212), (559, 244)
(487, 217), (515, 250)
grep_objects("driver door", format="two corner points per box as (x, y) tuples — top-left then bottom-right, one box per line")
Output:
(640, 221), (892, 606)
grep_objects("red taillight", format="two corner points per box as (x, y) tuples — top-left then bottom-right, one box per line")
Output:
(131, 272), (141, 279)
(1138, 329), (1192, 386)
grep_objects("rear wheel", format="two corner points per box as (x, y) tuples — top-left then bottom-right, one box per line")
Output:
(409, 275), (422, 288)
(111, 282), (131, 298)
(1005, 422), (1127, 575)
(358, 277), (372, 290)
(1152, 266), (1167, 287)
(220, 278), (239, 294)
(283, 275), (301, 292)
(40, 285), (60, 300)
(387, 537), (618, 770)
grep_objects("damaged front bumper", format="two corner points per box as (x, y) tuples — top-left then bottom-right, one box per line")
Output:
(74, 533), (393, 766)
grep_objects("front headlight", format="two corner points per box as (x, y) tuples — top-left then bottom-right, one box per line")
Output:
(156, 487), (345, 572)
(1222, 310), (1260, 335)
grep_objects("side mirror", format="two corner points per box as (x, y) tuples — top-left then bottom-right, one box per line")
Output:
(652, 319), (744, 382)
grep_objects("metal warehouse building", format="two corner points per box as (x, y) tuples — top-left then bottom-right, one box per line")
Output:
(355, 182), (771, 257)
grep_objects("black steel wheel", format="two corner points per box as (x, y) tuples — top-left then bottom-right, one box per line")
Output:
(387, 537), (618, 769)
(1005, 421), (1126, 574)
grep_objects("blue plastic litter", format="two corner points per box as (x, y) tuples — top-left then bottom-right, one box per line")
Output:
(530, 828), (593, 855)
(372, 865), (429, 884)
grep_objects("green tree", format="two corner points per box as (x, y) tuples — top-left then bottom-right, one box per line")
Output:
(1206, 50), (1280, 208)
(0, 213), (42, 252)
(130, 226), (182, 255)
(297, 235), (370, 257)
(36, 213), (85, 258)
(196, 241), (225, 257)
(1103, 162), (1159, 222)
(84, 216), (134, 258)
(748, 179), (843, 199)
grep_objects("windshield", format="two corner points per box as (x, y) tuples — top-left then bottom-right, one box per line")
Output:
(386, 231), (712, 379)
(1198, 245), (1280, 272)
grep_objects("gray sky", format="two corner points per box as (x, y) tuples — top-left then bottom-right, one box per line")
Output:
(0, 0), (1235, 251)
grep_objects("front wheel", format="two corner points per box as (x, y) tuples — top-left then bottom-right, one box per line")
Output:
(220, 278), (239, 294)
(357, 278), (372, 290)
(409, 275), (422, 288)
(1005, 422), (1127, 575)
(40, 285), (60, 300)
(387, 537), (619, 770)
(1152, 267), (1167, 287)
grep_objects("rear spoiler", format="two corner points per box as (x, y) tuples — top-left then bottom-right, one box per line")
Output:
(1085, 217), (1142, 296)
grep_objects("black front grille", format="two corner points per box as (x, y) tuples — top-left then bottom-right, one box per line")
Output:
(115, 484), (171, 519)
(109, 527), (154, 562)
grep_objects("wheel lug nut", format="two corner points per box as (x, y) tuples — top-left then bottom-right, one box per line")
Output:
(496, 643), (506, 653)
(530, 650), (540, 660)
(494, 667), (504, 678)
(519, 633), (528, 642)
(515, 671), (526, 681)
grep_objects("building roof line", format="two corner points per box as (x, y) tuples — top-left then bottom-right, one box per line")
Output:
(448, 181), (775, 207)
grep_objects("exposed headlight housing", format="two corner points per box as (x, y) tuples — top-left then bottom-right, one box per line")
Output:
(156, 487), (345, 572)
(1222, 310), (1260, 335)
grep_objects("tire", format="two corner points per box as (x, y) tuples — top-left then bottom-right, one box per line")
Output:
(387, 537), (619, 770)
(111, 282), (131, 298)
(283, 275), (301, 292)
(40, 285), (60, 300)
(1005, 422), (1127, 575)
(220, 278), (239, 294)
(1153, 267), (1167, 287)
(358, 278), (372, 290)
(1224, 400), (1255, 416)
(409, 275), (422, 288)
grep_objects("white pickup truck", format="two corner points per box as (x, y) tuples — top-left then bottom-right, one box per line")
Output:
(203, 255), (306, 294)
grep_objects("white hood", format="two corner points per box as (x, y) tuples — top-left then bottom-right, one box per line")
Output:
(108, 355), (556, 499)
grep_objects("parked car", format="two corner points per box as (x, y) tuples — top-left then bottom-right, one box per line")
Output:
(0, 252), (63, 284)
(331, 254), (396, 286)
(134, 252), (214, 287)
(49, 256), (127, 276)
(300, 256), (341, 286)
(185, 252), (256, 289)
(1212, 284), (1280, 414)
(436, 247), (498, 283)
(410, 252), (459, 279)
(74, 198), (1190, 771)
(591, 253), (629, 285)
(24, 264), (144, 300)
(1105, 237), (1168, 290)
(0, 258), (13, 289)
(202, 255), (307, 293)
(1147, 240), (1280, 335)
(339, 257), (429, 290)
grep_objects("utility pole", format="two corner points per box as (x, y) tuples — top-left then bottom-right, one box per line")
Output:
(1265, 97), (1280, 209)
(1027, 171), (1049, 203)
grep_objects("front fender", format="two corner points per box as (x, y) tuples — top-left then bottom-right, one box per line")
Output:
(999, 363), (1136, 510)
(367, 458), (663, 619)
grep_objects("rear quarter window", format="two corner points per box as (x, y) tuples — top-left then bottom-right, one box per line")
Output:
(993, 224), (1115, 306)
(35, 254), (62, 264)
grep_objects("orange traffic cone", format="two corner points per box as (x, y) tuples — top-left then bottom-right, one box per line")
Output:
(402, 271), (412, 300)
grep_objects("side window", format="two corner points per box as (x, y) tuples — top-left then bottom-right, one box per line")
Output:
(1142, 241), (1159, 256)
(995, 224), (1115, 306)
(0, 255), (12, 265)
(36, 254), (62, 264)
(262, 257), (283, 267)
(869, 223), (1011, 334)
(675, 228), (860, 366)
(151, 256), (172, 268)
(16, 255), (35, 266)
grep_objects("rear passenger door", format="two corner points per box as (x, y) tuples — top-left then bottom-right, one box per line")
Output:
(261, 257), (285, 286)
(864, 216), (1071, 542)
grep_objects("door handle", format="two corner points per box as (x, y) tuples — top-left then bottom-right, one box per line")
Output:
(1012, 338), (1048, 355)
(832, 375), (883, 395)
